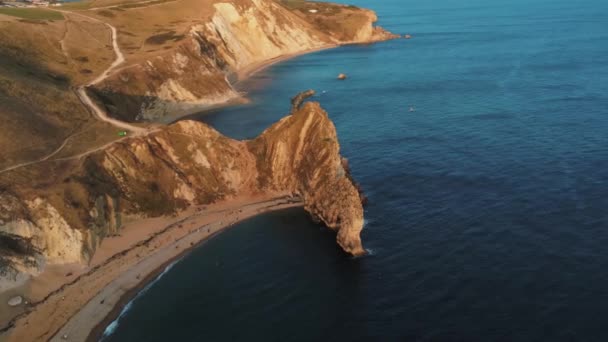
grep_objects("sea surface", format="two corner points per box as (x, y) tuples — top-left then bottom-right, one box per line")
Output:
(103, 0), (608, 340)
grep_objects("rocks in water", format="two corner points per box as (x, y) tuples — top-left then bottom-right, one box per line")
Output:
(337, 73), (347, 80)
(8, 295), (23, 307)
(290, 89), (316, 112)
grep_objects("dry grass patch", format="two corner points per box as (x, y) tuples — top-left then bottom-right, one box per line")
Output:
(0, 8), (64, 20)
(144, 30), (184, 45)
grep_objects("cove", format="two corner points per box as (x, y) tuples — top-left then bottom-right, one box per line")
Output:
(104, 0), (608, 340)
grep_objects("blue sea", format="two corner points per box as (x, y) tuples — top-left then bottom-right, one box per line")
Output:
(103, 0), (608, 340)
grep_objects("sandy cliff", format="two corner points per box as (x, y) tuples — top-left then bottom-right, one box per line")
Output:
(88, 0), (397, 122)
(0, 99), (365, 290)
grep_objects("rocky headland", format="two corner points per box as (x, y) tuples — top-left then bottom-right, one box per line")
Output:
(0, 98), (366, 290)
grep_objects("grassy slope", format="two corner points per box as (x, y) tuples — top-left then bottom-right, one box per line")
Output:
(0, 0), (218, 178)
(0, 14), (118, 171)
(0, 0), (222, 174)
(84, 0), (216, 65)
(0, 8), (64, 20)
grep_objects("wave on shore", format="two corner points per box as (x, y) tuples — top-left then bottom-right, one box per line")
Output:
(100, 259), (179, 340)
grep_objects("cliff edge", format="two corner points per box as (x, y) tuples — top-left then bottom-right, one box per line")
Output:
(0, 98), (365, 290)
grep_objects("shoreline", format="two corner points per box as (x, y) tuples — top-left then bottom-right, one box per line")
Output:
(86, 197), (303, 342)
(86, 216), (239, 342)
(174, 39), (394, 122)
(0, 194), (303, 342)
(87, 248), (184, 342)
(168, 43), (341, 124)
(234, 44), (340, 83)
(163, 44), (341, 125)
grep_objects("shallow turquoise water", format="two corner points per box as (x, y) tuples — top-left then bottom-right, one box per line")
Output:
(104, 0), (608, 340)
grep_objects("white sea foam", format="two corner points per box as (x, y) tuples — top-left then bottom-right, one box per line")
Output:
(102, 316), (119, 336)
(100, 260), (179, 340)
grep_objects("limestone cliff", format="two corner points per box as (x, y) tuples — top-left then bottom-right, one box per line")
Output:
(0, 99), (365, 289)
(249, 102), (365, 255)
(88, 0), (397, 122)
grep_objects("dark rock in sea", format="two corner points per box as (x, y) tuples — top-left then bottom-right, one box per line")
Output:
(290, 89), (316, 112)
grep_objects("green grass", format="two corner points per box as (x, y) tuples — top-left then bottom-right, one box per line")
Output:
(117, 0), (173, 9)
(0, 8), (64, 20)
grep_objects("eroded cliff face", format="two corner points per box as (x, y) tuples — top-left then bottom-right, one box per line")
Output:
(89, 0), (397, 122)
(249, 102), (365, 254)
(0, 100), (365, 289)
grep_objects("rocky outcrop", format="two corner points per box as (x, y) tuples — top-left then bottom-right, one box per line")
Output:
(89, 0), (397, 122)
(249, 101), (365, 255)
(291, 89), (316, 112)
(0, 98), (366, 288)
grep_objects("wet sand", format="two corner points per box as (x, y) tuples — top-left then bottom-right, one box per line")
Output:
(0, 194), (302, 342)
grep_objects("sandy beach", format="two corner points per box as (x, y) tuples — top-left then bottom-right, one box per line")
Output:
(0, 193), (302, 342)
(235, 44), (340, 82)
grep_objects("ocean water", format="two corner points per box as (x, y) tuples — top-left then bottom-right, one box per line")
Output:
(104, 0), (608, 340)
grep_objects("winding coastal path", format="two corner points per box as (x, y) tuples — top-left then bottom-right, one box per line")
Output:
(59, 10), (147, 134)
(0, 135), (76, 174)
(0, 9), (149, 175)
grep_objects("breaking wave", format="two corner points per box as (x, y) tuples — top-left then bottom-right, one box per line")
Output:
(100, 260), (179, 340)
